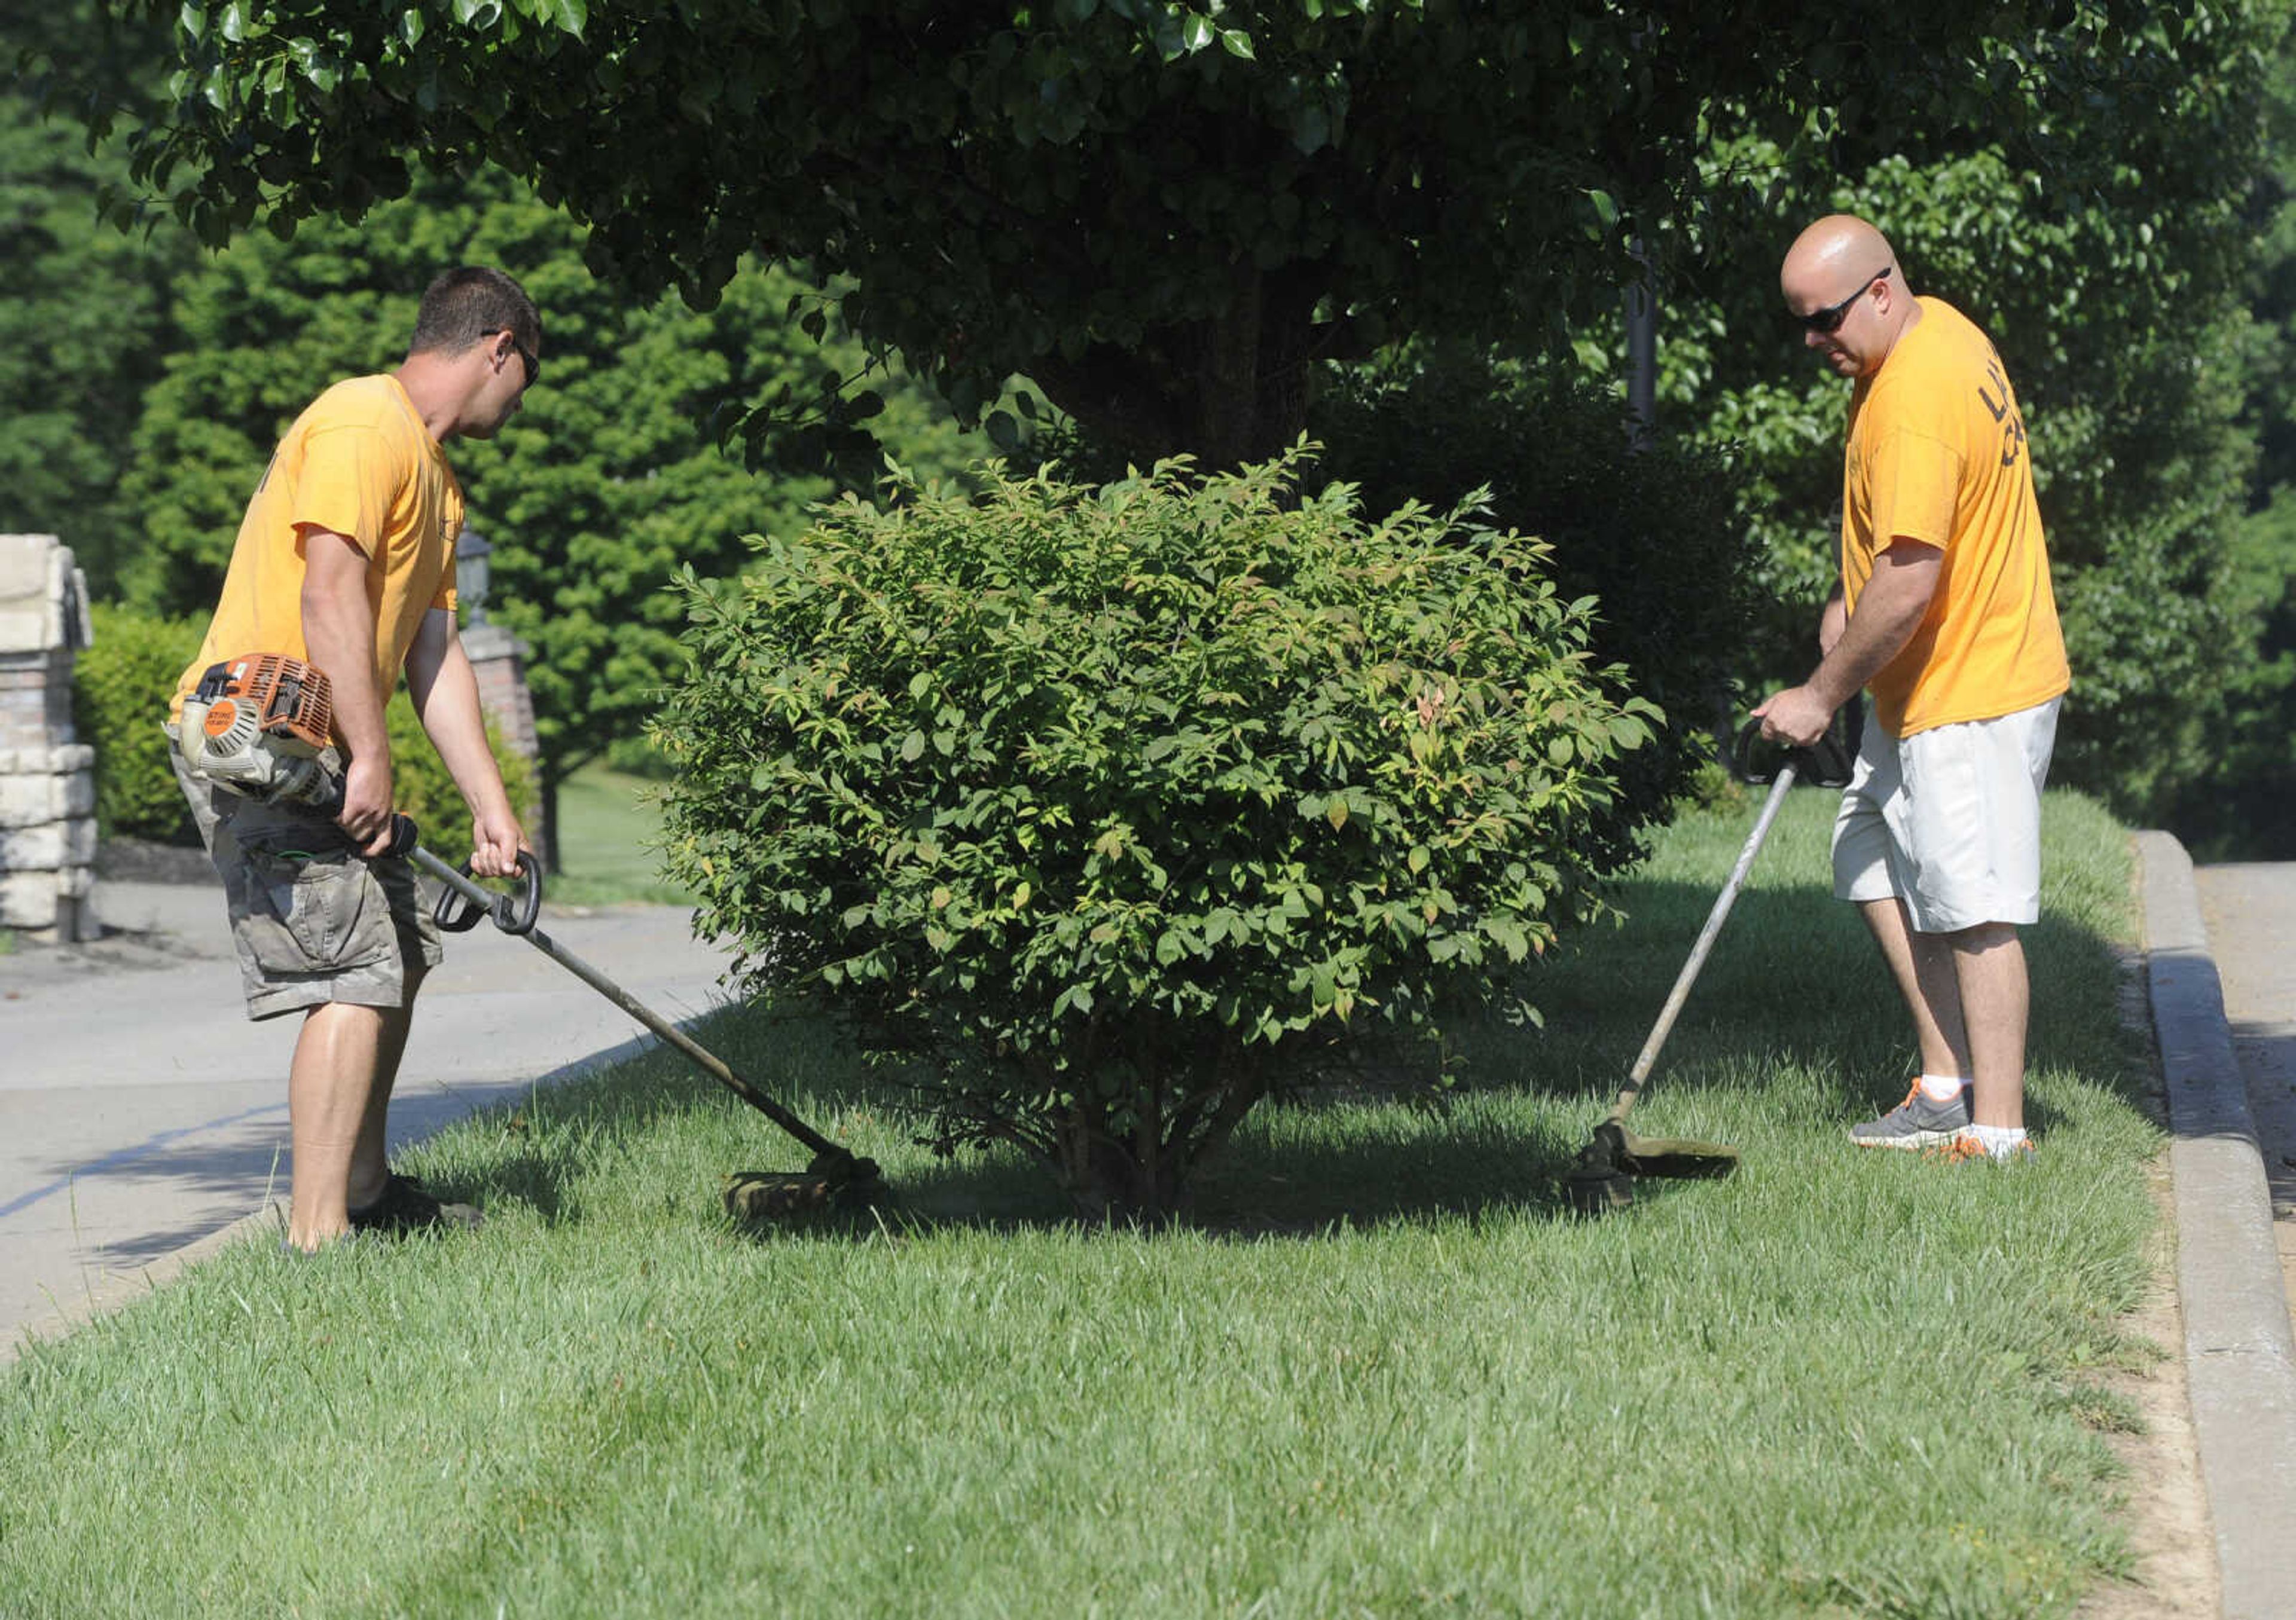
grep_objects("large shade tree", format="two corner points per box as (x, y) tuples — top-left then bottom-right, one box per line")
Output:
(93, 0), (2144, 469)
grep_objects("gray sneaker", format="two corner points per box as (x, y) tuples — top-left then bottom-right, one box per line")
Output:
(1848, 1082), (1970, 1150)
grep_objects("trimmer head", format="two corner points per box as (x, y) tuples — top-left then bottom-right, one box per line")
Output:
(1564, 1120), (1638, 1215)
(1563, 1120), (1739, 1216)
(722, 1151), (887, 1222)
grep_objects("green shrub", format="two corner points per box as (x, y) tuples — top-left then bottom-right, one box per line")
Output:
(655, 449), (1657, 1216)
(1312, 351), (1757, 858)
(74, 602), (204, 843)
(71, 601), (535, 858)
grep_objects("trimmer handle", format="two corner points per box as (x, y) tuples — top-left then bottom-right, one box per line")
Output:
(424, 842), (544, 936)
(310, 777), (417, 854)
(1732, 714), (1857, 788)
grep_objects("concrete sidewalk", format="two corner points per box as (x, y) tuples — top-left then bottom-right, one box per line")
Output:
(0, 872), (737, 1360)
(2139, 834), (2296, 1620)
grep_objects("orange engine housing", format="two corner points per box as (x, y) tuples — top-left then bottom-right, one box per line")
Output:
(191, 652), (336, 756)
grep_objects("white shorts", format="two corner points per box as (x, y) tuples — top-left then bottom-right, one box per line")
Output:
(1831, 697), (2060, 934)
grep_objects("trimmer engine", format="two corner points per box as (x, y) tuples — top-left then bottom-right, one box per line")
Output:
(178, 652), (340, 805)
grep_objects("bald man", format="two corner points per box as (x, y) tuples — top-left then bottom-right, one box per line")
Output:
(1754, 215), (2070, 1163)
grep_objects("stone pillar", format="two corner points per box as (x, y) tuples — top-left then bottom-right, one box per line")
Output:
(463, 619), (545, 854)
(0, 534), (99, 943)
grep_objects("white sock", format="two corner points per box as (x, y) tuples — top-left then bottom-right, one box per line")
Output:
(1969, 1123), (2029, 1158)
(1918, 1074), (1968, 1104)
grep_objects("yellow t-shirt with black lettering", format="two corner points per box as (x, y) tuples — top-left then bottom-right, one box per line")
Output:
(172, 375), (462, 729)
(1842, 297), (2069, 736)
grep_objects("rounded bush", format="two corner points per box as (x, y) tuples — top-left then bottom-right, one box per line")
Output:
(657, 449), (1658, 1215)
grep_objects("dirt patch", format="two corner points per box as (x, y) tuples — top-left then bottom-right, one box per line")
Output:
(2073, 1160), (2218, 1620)
(2071, 927), (2218, 1618)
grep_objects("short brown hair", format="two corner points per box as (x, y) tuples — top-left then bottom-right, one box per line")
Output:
(407, 267), (539, 357)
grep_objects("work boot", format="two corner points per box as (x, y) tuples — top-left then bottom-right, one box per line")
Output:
(347, 1172), (483, 1234)
(1846, 1081), (1969, 1151)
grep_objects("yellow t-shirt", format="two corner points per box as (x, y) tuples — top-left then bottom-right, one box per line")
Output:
(1842, 297), (2070, 736)
(172, 375), (462, 728)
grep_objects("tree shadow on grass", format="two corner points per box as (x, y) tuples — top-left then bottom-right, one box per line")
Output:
(1472, 877), (2146, 1112)
(445, 870), (2141, 1243)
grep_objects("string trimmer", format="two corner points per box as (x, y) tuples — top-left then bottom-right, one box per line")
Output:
(1561, 719), (1854, 1215)
(178, 651), (883, 1220)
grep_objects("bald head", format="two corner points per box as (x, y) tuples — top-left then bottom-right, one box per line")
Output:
(1781, 214), (1915, 377)
(1783, 215), (1896, 289)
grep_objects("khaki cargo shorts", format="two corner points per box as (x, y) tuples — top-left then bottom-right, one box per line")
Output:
(170, 735), (442, 1020)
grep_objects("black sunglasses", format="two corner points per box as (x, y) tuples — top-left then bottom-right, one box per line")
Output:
(1797, 265), (1892, 335)
(483, 327), (539, 389)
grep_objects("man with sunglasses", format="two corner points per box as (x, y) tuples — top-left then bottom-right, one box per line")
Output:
(167, 267), (542, 1249)
(1754, 215), (2069, 1165)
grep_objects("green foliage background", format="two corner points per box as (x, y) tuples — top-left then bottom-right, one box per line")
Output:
(1646, 2), (2281, 830)
(72, 603), (204, 842)
(110, 165), (996, 860)
(12, 0), (2296, 857)
(1311, 352), (1755, 871)
(0, 3), (190, 591)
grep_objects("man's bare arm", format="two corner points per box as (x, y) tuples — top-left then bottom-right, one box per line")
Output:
(405, 608), (526, 878)
(300, 528), (396, 852)
(1754, 541), (1941, 745)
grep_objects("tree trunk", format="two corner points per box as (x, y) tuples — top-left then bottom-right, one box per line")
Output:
(1028, 266), (1323, 472)
(539, 765), (563, 874)
(1048, 1067), (1265, 1222)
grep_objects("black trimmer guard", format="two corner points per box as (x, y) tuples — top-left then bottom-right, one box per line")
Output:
(723, 1152), (888, 1221)
(1564, 1120), (1739, 1215)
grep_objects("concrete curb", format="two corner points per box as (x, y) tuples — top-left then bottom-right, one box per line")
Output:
(2138, 830), (2296, 1620)
(0, 1026), (668, 1371)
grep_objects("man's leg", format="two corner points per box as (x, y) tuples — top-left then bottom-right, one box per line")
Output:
(1857, 895), (1970, 1083)
(347, 967), (425, 1208)
(1949, 921), (2028, 1130)
(286, 965), (428, 1249)
(286, 1001), (391, 1250)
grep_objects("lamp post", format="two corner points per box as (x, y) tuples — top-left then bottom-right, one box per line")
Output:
(457, 524), (492, 625)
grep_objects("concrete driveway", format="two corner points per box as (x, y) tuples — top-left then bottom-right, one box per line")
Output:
(0, 873), (736, 1356)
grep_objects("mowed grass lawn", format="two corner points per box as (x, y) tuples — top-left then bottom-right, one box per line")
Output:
(0, 789), (2163, 1618)
(541, 762), (694, 907)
